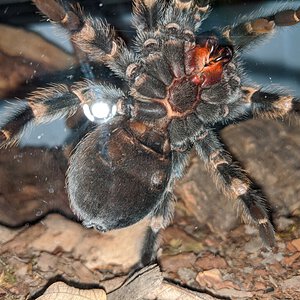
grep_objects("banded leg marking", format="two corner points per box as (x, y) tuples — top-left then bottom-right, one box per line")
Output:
(195, 131), (275, 247)
(0, 84), (81, 147)
(35, 0), (119, 61)
(133, 0), (165, 31)
(242, 86), (300, 119)
(34, 0), (136, 79)
(222, 7), (300, 48)
(174, 0), (210, 26)
(0, 82), (125, 148)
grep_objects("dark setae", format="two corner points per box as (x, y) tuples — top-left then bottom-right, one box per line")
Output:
(1, 0), (300, 267)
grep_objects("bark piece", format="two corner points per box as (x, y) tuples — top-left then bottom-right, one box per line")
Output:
(196, 269), (223, 288)
(0, 24), (75, 70)
(0, 225), (21, 244)
(281, 252), (300, 266)
(0, 147), (71, 227)
(149, 282), (218, 300)
(36, 281), (106, 300)
(159, 252), (197, 274)
(0, 24), (76, 98)
(30, 214), (84, 253)
(162, 226), (203, 254)
(107, 265), (163, 300)
(108, 265), (218, 300)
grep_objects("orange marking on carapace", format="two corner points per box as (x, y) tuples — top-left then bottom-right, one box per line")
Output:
(187, 42), (232, 88)
(131, 39), (232, 120)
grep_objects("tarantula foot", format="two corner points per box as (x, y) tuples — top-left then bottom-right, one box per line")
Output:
(247, 199), (275, 247)
(258, 221), (276, 248)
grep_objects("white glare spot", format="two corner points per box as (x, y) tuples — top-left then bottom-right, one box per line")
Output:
(83, 104), (95, 122)
(91, 102), (110, 119)
(83, 102), (117, 123)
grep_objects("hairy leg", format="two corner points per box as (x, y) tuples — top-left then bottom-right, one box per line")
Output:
(137, 149), (190, 266)
(195, 130), (275, 247)
(169, 0), (211, 31)
(0, 82), (124, 147)
(138, 190), (175, 267)
(222, 6), (300, 49)
(241, 86), (300, 119)
(33, 0), (136, 79)
(133, 0), (210, 55)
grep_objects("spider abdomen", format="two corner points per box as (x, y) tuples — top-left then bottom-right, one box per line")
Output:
(67, 126), (172, 231)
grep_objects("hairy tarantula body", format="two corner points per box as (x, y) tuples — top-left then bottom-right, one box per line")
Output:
(1, 0), (300, 266)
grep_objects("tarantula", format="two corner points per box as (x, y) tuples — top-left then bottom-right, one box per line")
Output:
(1, 0), (300, 266)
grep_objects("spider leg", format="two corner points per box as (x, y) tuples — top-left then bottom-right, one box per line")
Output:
(33, 0), (95, 79)
(138, 191), (175, 267)
(0, 82), (125, 148)
(132, 0), (165, 31)
(195, 130), (275, 247)
(0, 84), (78, 147)
(34, 0), (117, 62)
(222, 7), (300, 49)
(172, 0), (211, 31)
(241, 86), (300, 119)
(132, 0), (165, 55)
(34, 0), (136, 79)
(133, 0), (210, 32)
(33, 0), (75, 31)
(139, 226), (158, 267)
(133, 0), (210, 55)
(162, 0), (210, 37)
(137, 149), (190, 267)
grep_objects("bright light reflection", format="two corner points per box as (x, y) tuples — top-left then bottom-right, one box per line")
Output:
(83, 104), (95, 122)
(82, 102), (117, 123)
(91, 102), (111, 119)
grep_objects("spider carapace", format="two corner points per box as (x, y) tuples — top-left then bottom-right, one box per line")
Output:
(129, 36), (233, 120)
(1, 0), (300, 267)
